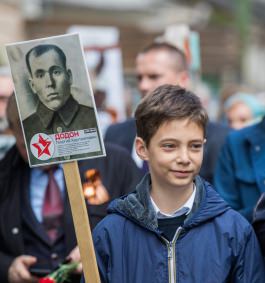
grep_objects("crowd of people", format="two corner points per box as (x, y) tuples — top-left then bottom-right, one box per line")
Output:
(0, 36), (265, 283)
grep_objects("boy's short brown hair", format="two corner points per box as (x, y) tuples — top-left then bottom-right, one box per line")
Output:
(135, 84), (208, 147)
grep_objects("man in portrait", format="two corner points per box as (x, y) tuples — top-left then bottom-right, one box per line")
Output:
(22, 44), (102, 164)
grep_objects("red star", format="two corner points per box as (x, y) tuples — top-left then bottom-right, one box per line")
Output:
(32, 134), (52, 157)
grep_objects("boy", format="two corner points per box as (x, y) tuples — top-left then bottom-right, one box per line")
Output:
(84, 85), (265, 282)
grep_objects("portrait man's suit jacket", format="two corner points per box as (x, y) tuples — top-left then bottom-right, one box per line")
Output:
(22, 95), (102, 165)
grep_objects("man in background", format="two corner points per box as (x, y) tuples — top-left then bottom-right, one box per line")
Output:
(105, 42), (229, 183)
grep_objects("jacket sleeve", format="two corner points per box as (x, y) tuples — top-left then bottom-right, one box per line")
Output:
(231, 225), (265, 282)
(0, 251), (15, 282)
(92, 226), (111, 283)
(214, 136), (251, 220)
(80, 227), (110, 283)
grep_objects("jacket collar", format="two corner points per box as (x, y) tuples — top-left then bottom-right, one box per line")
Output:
(0, 145), (27, 176)
(36, 95), (79, 129)
(108, 174), (229, 233)
(244, 116), (265, 145)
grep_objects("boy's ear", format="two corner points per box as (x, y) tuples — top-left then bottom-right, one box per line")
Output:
(135, 137), (149, 161)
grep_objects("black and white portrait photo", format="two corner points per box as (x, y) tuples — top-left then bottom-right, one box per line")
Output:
(6, 34), (105, 166)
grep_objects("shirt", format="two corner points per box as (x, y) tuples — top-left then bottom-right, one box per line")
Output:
(30, 166), (65, 223)
(150, 184), (196, 219)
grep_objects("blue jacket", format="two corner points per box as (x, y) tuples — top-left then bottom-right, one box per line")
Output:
(84, 174), (265, 283)
(214, 117), (265, 221)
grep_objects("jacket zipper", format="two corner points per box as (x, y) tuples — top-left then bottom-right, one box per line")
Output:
(161, 227), (183, 283)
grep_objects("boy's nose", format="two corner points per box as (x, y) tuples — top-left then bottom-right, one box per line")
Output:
(176, 148), (190, 164)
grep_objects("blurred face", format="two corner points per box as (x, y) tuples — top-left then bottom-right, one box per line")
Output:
(136, 119), (205, 193)
(136, 50), (189, 97)
(28, 49), (72, 111)
(226, 102), (253, 129)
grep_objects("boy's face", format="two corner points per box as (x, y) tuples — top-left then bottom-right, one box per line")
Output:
(136, 119), (205, 192)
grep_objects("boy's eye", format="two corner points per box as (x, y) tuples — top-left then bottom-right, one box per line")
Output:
(162, 143), (175, 150)
(190, 143), (203, 151)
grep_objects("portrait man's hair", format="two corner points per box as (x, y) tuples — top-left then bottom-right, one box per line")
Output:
(26, 44), (67, 76)
(25, 43), (73, 112)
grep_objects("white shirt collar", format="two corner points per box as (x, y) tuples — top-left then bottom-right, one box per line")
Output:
(150, 184), (196, 219)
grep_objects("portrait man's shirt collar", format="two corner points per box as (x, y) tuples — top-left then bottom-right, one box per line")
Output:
(36, 95), (79, 129)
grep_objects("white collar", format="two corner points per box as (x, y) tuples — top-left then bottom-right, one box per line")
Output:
(150, 184), (196, 219)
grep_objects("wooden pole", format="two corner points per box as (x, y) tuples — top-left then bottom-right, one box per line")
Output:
(63, 161), (100, 283)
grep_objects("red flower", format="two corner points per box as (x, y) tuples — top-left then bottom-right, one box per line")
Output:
(39, 277), (56, 283)
(38, 262), (78, 283)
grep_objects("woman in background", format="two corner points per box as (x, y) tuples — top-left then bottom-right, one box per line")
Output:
(223, 93), (265, 129)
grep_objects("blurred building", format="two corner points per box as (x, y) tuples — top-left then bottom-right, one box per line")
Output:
(0, 0), (264, 95)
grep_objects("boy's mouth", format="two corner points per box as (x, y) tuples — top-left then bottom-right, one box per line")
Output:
(171, 170), (193, 178)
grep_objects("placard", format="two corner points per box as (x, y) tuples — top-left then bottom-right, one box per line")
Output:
(6, 33), (105, 167)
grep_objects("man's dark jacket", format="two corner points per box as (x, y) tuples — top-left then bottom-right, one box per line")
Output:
(0, 146), (77, 282)
(105, 118), (229, 183)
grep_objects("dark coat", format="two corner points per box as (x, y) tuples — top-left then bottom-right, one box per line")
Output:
(105, 119), (229, 184)
(214, 117), (265, 221)
(86, 175), (265, 283)
(105, 118), (136, 155)
(0, 146), (76, 283)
